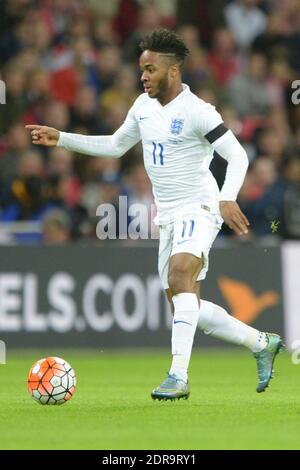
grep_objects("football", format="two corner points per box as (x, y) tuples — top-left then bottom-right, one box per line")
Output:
(28, 357), (76, 405)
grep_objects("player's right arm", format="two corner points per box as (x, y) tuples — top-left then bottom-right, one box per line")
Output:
(25, 105), (141, 158)
(25, 125), (60, 146)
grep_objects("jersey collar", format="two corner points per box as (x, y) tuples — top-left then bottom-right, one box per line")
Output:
(155, 83), (190, 109)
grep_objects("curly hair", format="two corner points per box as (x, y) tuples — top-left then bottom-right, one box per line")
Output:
(139, 29), (189, 68)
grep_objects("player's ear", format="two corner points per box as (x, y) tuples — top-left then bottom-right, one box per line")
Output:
(170, 63), (179, 78)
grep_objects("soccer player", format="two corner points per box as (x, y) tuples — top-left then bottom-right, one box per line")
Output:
(26, 29), (284, 401)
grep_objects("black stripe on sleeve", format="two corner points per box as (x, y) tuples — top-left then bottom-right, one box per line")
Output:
(204, 123), (228, 144)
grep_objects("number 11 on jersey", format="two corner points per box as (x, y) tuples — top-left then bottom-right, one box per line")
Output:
(152, 142), (164, 165)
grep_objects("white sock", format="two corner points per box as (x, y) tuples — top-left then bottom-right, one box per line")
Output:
(169, 293), (199, 382)
(198, 300), (268, 353)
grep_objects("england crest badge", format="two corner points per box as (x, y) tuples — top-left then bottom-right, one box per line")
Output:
(170, 118), (184, 135)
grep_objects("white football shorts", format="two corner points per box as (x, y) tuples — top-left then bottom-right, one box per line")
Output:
(158, 207), (223, 289)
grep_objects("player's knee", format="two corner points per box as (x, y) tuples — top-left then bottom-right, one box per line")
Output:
(168, 265), (192, 293)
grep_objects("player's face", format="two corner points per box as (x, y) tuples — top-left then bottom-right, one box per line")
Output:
(139, 50), (175, 101)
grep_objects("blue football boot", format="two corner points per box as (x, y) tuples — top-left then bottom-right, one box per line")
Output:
(151, 373), (190, 401)
(254, 333), (285, 393)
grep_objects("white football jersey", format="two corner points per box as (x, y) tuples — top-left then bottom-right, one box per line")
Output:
(125, 84), (223, 224)
(58, 83), (248, 225)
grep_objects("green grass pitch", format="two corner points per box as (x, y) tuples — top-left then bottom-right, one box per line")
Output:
(0, 349), (299, 450)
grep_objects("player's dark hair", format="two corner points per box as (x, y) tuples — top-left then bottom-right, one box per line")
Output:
(139, 29), (189, 68)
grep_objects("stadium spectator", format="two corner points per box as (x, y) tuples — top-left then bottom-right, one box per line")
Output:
(182, 47), (211, 93)
(240, 157), (287, 236)
(42, 208), (72, 245)
(44, 100), (70, 131)
(228, 53), (271, 118)
(282, 157), (300, 238)
(208, 28), (240, 86)
(47, 147), (81, 207)
(100, 65), (139, 115)
(224, 0), (267, 49)
(0, 123), (31, 183)
(0, 63), (27, 133)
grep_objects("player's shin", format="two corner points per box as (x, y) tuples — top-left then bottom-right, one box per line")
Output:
(169, 293), (200, 382)
(198, 300), (267, 352)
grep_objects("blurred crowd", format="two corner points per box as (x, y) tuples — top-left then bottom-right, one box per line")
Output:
(0, 0), (300, 244)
